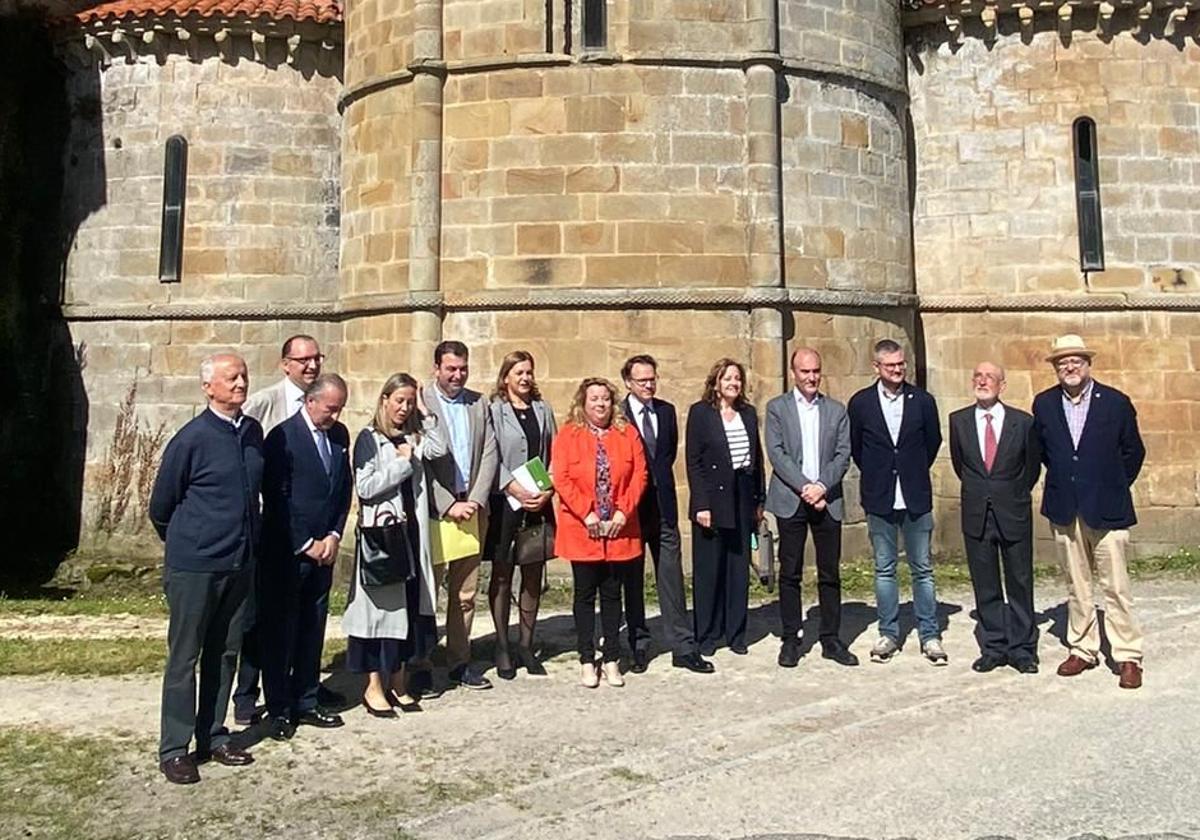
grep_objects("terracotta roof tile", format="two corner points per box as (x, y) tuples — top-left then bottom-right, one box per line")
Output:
(75, 0), (342, 25)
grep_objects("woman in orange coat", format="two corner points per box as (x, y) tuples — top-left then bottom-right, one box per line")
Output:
(552, 377), (648, 688)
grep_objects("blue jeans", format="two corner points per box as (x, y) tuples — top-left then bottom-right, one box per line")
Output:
(867, 510), (939, 644)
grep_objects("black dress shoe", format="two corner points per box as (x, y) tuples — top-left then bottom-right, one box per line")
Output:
(778, 640), (801, 668)
(295, 709), (344, 729)
(362, 698), (398, 719)
(449, 664), (493, 691)
(407, 669), (434, 699)
(821, 641), (860, 667)
(196, 744), (255, 767)
(671, 652), (714, 673)
(268, 715), (296, 741)
(1010, 657), (1039, 674)
(160, 755), (200, 785)
(630, 649), (649, 674)
(729, 642), (749, 655)
(972, 653), (1008, 673)
(516, 646), (548, 676)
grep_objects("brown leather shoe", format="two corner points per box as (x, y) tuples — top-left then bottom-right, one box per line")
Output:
(196, 743), (254, 766)
(160, 755), (200, 785)
(1056, 654), (1097, 677)
(1118, 661), (1143, 690)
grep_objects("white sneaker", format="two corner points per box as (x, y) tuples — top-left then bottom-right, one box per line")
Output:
(870, 636), (899, 663)
(580, 662), (599, 688)
(922, 638), (949, 666)
(602, 661), (625, 688)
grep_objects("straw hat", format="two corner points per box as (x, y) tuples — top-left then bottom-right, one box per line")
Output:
(1045, 334), (1096, 363)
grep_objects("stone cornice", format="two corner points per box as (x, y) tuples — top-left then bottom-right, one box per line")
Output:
(60, 287), (919, 321)
(339, 50), (907, 114)
(904, 0), (1200, 41)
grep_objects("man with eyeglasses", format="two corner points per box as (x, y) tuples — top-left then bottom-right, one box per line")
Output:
(620, 355), (713, 674)
(848, 339), (946, 665)
(949, 362), (1041, 674)
(234, 334), (323, 726)
(1032, 335), (1146, 689)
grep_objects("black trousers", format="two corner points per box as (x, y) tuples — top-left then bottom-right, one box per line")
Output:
(692, 471), (754, 651)
(261, 556), (333, 718)
(572, 561), (624, 663)
(964, 506), (1038, 660)
(232, 563), (262, 719)
(159, 565), (252, 761)
(624, 497), (696, 657)
(777, 503), (844, 643)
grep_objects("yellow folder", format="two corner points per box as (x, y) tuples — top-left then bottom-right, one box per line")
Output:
(430, 515), (481, 565)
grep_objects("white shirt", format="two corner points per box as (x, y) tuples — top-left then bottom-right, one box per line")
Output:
(793, 388), (822, 485)
(975, 402), (1006, 462)
(876, 381), (906, 510)
(208, 406), (244, 429)
(284, 378), (306, 419)
(627, 394), (659, 438)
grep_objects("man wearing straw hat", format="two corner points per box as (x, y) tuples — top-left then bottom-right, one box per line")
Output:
(1032, 334), (1146, 689)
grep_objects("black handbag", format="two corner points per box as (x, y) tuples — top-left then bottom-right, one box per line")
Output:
(356, 513), (415, 588)
(512, 512), (556, 566)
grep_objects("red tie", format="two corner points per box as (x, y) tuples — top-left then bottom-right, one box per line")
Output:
(983, 413), (997, 473)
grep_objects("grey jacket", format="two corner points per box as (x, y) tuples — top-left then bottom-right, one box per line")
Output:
(487, 397), (557, 492)
(421, 382), (498, 517)
(764, 391), (851, 522)
(243, 377), (301, 435)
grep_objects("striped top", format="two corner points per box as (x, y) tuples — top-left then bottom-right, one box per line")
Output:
(723, 412), (752, 470)
(1061, 381), (1093, 450)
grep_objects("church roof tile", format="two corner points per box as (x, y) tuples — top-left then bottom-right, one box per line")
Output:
(75, 0), (342, 25)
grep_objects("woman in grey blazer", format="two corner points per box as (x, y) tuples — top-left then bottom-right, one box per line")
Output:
(343, 373), (447, 716)
(484, 351), (557, 679)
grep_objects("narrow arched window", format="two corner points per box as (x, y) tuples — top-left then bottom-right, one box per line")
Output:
(583, 0), (607, 49)
(158, 134), (188, 282)
(1072, 117), (1104, 272)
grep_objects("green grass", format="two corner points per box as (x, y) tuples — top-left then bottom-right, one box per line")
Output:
(0, 637), (167, 676)
(0, 727), (122, 838)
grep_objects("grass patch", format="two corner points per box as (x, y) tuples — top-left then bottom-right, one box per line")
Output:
(0, 637), (166, 676)
(607, 766), (657, 785)
(0, 727), (121, 839)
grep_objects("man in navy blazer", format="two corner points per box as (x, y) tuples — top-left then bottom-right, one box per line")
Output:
(848, 339), (946, 665)
(621, 355), (713, 675)
(1032, 335), (1146, 689)
(260, 373), (353, 736)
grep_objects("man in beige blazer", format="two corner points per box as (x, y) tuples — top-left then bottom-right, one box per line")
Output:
(243, 335), (324, 435)
(232, 333), (322, 725)
(420, 340), (498, 692)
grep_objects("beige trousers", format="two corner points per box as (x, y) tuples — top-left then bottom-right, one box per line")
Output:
(434, 553), (481, 669)
(1050, 517), (1143, 664)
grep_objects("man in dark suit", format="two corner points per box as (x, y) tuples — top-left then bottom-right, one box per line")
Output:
(149, 353), (261, 784)
(949, 361), (1041, 674)
(621, 354), (713, 675)
(848, 339), (945, 665)
(765, 347), (856, 668)
(260, 373), (353, 737)
(1032, 334), (1146, 690)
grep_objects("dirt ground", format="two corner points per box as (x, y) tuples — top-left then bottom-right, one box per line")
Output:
(1, 578), (1198, 840)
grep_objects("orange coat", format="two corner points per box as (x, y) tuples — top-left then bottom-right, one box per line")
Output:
(552, 422), (648, 562)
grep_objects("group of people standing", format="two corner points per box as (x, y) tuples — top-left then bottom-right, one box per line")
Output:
(148, 330), (1147, 787)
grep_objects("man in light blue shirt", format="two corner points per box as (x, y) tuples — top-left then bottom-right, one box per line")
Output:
(420, 341), (498, 693)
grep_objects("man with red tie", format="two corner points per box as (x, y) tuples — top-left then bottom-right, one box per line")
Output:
(948, 361), (1042, 674)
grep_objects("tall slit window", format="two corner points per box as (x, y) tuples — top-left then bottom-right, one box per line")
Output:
(583, 0), (607, 50)
(158, 134), (188, 283)
(1072, 116), (1104, 272)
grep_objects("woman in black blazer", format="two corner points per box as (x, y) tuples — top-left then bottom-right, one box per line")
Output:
(685, 358), (766, 655)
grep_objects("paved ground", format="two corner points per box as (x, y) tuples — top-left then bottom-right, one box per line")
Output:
(2, 578), (1197, 839)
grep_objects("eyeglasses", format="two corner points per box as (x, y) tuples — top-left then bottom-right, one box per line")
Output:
(286, 354), (325, 366)
(1055, 357), (1088, 371)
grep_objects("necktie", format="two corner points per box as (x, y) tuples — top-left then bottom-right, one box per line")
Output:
(641, 405), (657, 459)
(983, 413), (997, 473)
(316, 429), (332, 475)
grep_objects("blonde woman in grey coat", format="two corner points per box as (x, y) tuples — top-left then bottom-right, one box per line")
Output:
(343, 373), (447, 716)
